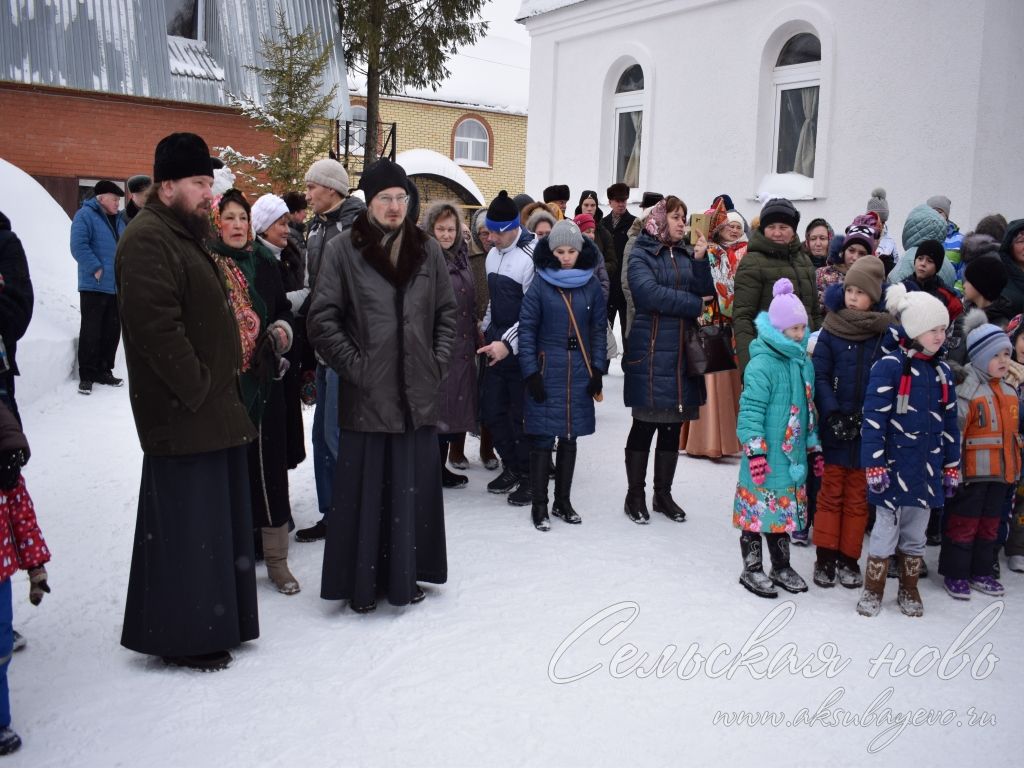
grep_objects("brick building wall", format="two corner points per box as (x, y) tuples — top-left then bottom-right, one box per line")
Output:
(0, 83), (279, 216)
(353, 95), (527, 205)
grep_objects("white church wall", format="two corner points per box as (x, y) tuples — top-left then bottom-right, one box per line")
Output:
(523, 0), (1021, 238)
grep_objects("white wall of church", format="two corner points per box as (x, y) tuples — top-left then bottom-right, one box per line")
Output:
(523, 0), (1024, 238)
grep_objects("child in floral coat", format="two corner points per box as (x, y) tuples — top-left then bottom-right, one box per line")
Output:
(735, 278), (823, 598)
(0, 402), (50, 755)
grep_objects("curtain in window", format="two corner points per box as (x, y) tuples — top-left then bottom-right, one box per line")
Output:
(624, 111), (642, 188)
(793, 86), (818, 177)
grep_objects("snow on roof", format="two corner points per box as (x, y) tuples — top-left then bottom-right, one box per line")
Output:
(167, 36), (225, 82)
(349, 34), (530, 114)
(516, 0), (587, 20)
(395, 149), (486, 205)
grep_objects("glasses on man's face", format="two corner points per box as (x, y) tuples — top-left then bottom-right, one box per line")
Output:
(1014, 232), (1024, 244)
(377, 194), (409, 207)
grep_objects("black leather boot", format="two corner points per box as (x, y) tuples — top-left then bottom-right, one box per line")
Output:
(652, 450), (686, 522)
(529, 450), (550, 531)
(551, 441), (580, 524)
(766, 533), (808, 593)
(623, 449), (650, 524)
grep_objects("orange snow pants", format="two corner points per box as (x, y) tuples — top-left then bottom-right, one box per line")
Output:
(812, 463), (869, 559)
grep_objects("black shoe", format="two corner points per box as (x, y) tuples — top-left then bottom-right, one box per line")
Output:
(551, 441), (581, 524)
(813, 549), (837, 588)
(0, 727), (21, 756)
(740, 535), (778, 598)
(487, 467), (519, 494)
(350, 600), (377, 614)
(12, 630), (25, 652)
(508, 478), (533, 506)
(836, 554), (863, 589)
(624, 449), (650, 524)
(441, 466), (469, 488)
(95, 371), (124, 387)
(162, 650), (232, 671)
(295, 519), (326, 542)
(766, 534), (808, 593)
(78, 380), (93, 395)
(411, 586), (426, 604)
(652, 451), (686, 522)
(926, 531), (941, 547)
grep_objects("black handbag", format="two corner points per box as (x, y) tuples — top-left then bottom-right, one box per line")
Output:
(684, 316), (737, 376)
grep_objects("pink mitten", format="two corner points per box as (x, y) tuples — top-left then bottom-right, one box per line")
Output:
(749, 455), (770, 486)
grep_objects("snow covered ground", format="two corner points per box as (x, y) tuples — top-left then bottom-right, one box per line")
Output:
(7, 362), (1022, 767)
(1, 157), (1019, 766)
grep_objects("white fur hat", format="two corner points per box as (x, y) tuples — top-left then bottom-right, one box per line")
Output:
(884, 283), (949, 340)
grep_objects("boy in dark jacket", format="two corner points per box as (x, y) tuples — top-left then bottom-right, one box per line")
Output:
(811, 257), (892, 588)
(0, 402), (50, 755)
(901, 239), (963, 323)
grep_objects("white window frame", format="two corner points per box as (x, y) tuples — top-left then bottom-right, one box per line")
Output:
(771, 61), (820, 178)
(454, 118), (490, 168)
(348, 105), (367, 156)
(612, 85), (644, 195)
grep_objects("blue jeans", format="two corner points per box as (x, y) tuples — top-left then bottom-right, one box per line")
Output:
(0, 579), (12, 727)
(311, 364), (340, 518)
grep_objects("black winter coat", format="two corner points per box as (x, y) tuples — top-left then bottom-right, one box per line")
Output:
(0, 212), (33, 393)
(308, 212), (457, 433)
(602, 211), (635, 310)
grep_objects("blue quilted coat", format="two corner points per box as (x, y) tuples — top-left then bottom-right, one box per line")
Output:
(812, 283), (890, 467)
(518, 236), (607, 438)
(70, 196), (125, 294)
(860, 325), (961, 510)
(622, 231), (714, 411)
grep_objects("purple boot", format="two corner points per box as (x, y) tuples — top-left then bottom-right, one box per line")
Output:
(969, 576), (1005, 596)
(944, 578), (971, 600)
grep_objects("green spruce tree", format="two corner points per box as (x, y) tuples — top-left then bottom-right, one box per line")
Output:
(221, 8), (338, 192)
(337, 0), (488, 163)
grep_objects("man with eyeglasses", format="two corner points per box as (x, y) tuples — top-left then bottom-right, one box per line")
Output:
(295, 159), (366, 544)
(309, 158), (456, 613)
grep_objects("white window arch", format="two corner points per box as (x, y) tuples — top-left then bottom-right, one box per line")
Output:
(612, 64), (644, 190)
(772, 33), (820, 177)
(454, 118), (489, 166)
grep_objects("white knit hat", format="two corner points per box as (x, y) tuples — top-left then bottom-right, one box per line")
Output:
(304, 158), (349, 195)
(250, 193), (289, 236)
(885, 283), (949, 340)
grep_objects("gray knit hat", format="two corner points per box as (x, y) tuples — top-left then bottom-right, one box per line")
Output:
(304, 159), (349, 195)
(547, 219), (583, 252)
(927, 195), (952, 216)
(866, 187), (889, 223)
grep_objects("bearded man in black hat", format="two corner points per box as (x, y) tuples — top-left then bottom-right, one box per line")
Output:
(309, 158), (456, 613)
(115, 132), (259, 671)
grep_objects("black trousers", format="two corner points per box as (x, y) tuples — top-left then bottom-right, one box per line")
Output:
(78, 291), (120, 381)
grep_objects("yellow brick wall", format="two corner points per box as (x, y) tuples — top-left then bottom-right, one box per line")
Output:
(352, 95), (527, 206)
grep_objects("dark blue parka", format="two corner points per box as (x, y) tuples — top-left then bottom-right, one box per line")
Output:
(812, 283), (890, 467)
(622, 230), (714, 411)
(519, 237), (607, 439)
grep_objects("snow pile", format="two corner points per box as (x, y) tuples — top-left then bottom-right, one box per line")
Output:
(516, 0), (587, 19)
(395, 149), (487, 205)
(0, 158), (80, 406)
(167, 36), (226, 82)
(756, 172), (815, 202)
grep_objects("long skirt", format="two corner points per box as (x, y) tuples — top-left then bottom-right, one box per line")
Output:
(121, 445), (259, 657)
(248, 381), (292, 529)
(680, 369), (742, 457)
(321, 426), (447, 607)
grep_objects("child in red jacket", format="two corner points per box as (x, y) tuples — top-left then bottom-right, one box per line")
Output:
(0, 402), (50, 756)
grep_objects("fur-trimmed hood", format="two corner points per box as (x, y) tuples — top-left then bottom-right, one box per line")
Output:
(421, 200), (465, 250)
(531, 233), (601, 271)
(350, 210), (430, 287)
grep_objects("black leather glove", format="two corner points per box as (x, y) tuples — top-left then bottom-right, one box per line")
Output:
(0, 448), (26, 491)
(847, 411), (863, 435)
(525, 372), (546, 403)
(587, 373), (603, 397)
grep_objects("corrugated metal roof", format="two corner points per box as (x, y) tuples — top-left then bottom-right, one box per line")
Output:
(1, 1), (349, 117)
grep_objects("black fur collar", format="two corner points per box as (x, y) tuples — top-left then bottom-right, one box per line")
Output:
(350, 211), (429, 287)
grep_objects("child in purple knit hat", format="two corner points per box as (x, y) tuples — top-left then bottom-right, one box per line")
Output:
(734, 278), (823, 598)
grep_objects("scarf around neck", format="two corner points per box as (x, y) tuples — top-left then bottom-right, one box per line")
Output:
(822, 308), (893, 341)
(538, 267), (594, 288)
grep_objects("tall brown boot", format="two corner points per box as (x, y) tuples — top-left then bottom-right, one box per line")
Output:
(896, 551), (924, 617)
(856, 555), (888, 617)
(262, 524), (300, 595)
